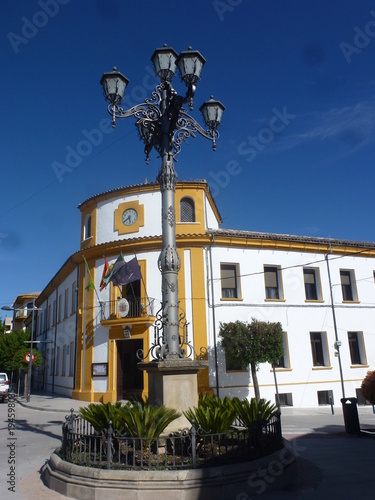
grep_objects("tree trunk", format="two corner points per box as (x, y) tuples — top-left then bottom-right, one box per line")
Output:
(250, 362), (260, 402)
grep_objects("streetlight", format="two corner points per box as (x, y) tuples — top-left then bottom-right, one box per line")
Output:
(100, 46), (224, 360)
(2, 301), (41, 402)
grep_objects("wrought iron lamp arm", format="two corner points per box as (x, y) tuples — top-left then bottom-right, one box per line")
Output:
(173, 109), (219, 157)
(106, 86), (163, 127)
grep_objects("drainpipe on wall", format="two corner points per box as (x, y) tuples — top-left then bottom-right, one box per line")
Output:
(208, 235), (220, 397)
(325, 252), (346, 400)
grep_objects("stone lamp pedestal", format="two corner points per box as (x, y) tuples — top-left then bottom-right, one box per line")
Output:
(138, 359), (208, 432)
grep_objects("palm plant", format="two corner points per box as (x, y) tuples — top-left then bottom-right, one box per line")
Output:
(120, 402), (180, 439)
(183, 394), (237, 433)
(231, 397), (278, 428)
(78, 402), (130, 433)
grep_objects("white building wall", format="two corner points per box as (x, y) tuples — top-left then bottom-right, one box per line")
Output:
(206, 245), (375, 408)
(96, 191), (162, 245)
(35, 268), (78, 397)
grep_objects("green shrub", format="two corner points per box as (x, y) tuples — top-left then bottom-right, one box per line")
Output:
(78, 401), (180, 438)
(120, 402), (181, 439)
(78, 402), (130, 433)
(183, 394), (237, 433)
(232, 397), (278, 428)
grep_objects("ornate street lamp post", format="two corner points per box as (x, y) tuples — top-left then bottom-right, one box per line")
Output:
(100, 46), (224, 362)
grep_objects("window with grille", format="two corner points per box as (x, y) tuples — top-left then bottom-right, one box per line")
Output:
(317, 390), (333, 405)
(180, 197), (195, 222)
(277, 393), (293, 406)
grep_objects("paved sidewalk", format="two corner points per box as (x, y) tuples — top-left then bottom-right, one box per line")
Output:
(16, 391), (93, 414)
(12, 392), (375, 499)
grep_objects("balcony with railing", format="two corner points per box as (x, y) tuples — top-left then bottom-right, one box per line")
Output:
(99, 298), (156, 327)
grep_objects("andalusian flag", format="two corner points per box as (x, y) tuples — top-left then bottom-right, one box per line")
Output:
(83, 256), (96, 291)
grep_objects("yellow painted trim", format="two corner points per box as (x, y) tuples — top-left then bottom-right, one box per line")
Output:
(72, 261), (86, 398)
(312, 366), (333, 370)
(189, 247), (210, 392)
(219, 377), (367, 389)
(114, 200), (144, 235)
(80, 205), (97, 251)
(107, 324), (150, 402)
(175, 187), (205, 235)
(350, 364), (370, 368)
(272, 368), (293, 372)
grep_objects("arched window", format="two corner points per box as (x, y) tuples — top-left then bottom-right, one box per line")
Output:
(180, 197), (195, 222)
(84, 215), (91, 239)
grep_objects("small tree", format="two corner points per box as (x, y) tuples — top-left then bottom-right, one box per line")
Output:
(361, 370), (375, 405)
(219, 319), (284, 402)
(0, 329), (42, 390)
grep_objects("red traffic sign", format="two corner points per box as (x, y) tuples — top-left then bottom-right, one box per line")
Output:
(24, 352), (35, 363)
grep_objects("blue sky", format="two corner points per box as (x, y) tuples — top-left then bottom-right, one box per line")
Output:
(1, 0), (375, 314)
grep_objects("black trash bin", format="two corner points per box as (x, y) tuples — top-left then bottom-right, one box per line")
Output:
(341, 397), (360, 435)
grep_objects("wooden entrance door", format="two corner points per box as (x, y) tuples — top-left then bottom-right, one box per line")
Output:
(116, 339), (143, 401)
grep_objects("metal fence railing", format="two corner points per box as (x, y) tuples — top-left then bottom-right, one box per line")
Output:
(60, 410), (282, 470)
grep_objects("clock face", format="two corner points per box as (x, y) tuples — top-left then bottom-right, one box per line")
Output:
(122, 208), (138, 226)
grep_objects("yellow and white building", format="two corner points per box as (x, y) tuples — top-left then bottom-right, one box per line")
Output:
(33, 180), (375, 407)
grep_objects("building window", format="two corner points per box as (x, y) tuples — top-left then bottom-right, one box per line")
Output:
(71, 281), (77, 314)
(225, 351), (247, 371)
(303, 267), (322, 301)
(220, 263), (241, 299)
(62, 345), (66, 376)
(64, 288), (69, 319)
(48, 304), (51, 330)
(84, 215), (91, 239)
(273, 332), (290, 368)
(58, 294), (62, 323)
(49, 348), (54, 376)
(69, 341), (74, 377)
(356, 388), (371, 405)
(52, 300), (56, 326)
(310, 332), (330, 367)
(264, 265), (283, 300)
(340, 269), (358, 302)
(317, 390), (334, 405)
(348, 332), (367, 365)
(55, 347), (60, 376)
(277, 393), (293, 407)
(43, 309), (47, 332)
(180, 197), (195, 222)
